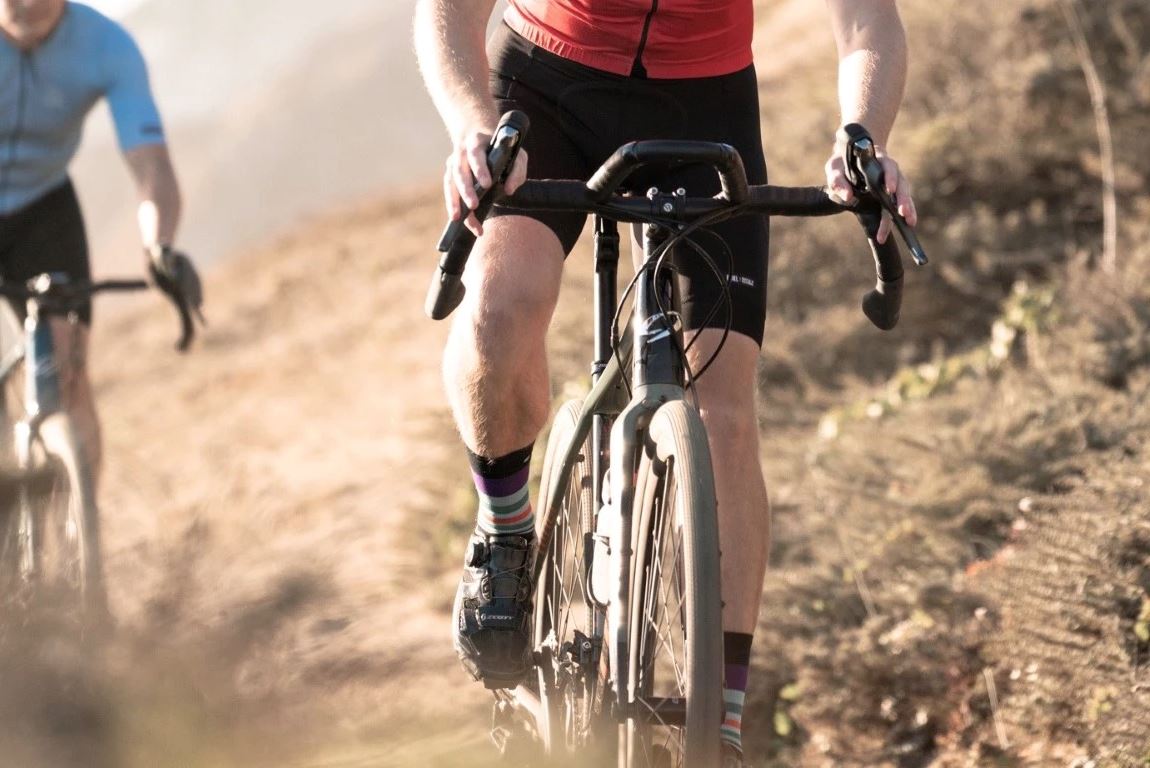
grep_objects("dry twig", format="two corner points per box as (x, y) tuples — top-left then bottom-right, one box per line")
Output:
(1057, 0), (1118, 273)
(983, 667), (1010, 750)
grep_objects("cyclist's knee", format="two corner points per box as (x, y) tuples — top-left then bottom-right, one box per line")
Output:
(462, 280), (560, 349)
(471, 285), (555, 340)
(466, 221), (563, 326)
(698, 401), (758, 448)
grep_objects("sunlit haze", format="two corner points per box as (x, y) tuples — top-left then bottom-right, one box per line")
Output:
(80, 0), (148, 18)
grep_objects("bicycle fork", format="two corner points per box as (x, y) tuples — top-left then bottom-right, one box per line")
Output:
(532, 216), (692, 725)
(601, 220), (691, 718)
(11, 303), (63, 581)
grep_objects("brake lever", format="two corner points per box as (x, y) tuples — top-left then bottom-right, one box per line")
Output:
(174, 295), (195, 353)
(427, 111), (531, 320)
(840, 123), (928, 266)
(435, 113), (531, 253)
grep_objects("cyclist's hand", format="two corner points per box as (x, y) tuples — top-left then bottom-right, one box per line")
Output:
(825, 140), (918, 243)
(147, 244), (204, 321)
(444, 127), (529, 238)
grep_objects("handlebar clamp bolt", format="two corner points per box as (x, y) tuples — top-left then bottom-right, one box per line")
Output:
(675, 188), (686, 197)
(646, 187), (660, 199)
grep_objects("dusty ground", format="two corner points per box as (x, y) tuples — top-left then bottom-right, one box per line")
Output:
(94, 192), (500, 767)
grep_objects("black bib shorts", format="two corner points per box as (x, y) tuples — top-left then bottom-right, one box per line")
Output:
(0, 180), (93, 324)
(487, 23), (771, 346)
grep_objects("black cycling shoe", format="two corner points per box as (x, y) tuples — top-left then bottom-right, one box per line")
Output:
(453, 529), (536, 689)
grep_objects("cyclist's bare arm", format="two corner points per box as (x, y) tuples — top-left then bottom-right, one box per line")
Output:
(124, 143), (182, 252)
(413, 0), (527, 235)
(824, 0), (917, 237)
(827, 0), (907, 147)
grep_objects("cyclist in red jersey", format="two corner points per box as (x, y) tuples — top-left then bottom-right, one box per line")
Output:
(504, 0), (754, 78)
(415, 2), (917, 764)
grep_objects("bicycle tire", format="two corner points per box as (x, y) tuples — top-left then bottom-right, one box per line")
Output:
(533, 398), (613, 760)
(624, 400), (723, 768)
(0, 470), (22, 606)
(25, 413), (107, 622)
(0, 319), (24, 605)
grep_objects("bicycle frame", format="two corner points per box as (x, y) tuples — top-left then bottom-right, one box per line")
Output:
(528, 202), (700, 723)
(0, 289), (68, 579)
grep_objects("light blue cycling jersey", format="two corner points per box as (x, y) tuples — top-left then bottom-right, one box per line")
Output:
(0, 2), (165, 215)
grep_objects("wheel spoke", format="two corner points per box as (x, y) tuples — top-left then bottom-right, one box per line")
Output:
(658, 508), (686, 693)
(534, 406), (608, 758)
(633, 455), (694, 764)
(645, 466), (687, 697)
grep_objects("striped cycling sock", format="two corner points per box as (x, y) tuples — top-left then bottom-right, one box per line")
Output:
(468, 444), (535, 536)
(721, 632), (753, 753)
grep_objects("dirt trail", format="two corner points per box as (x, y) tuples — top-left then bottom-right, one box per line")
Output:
(89, 191), (502, 766)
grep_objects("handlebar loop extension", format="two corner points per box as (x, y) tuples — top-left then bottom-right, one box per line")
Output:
(587, 141), (749, 204)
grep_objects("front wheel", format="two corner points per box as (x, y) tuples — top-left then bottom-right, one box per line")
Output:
(624, 401), (723, 768)
(21, 414), (107, 623)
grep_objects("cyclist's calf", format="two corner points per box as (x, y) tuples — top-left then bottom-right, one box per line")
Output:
(687, 330), (770, 635)
(49, 317), (102, 486)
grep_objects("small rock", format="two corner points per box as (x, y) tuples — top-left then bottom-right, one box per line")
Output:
(880, 696), (897, 720)
(312, 617), (352, 635)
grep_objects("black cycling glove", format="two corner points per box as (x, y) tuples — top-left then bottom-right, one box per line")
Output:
(147, 245), (204, 320)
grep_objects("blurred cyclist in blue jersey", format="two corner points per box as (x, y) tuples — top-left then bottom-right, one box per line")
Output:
(1, 0), (203, 482)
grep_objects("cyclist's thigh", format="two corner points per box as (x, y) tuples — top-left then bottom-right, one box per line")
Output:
(0, 179), (93, 324)
(466, 215), (566, 318)
(486, 22), (597, 256)
(665, 169), (769, 348)
(626, 66), (771, 347)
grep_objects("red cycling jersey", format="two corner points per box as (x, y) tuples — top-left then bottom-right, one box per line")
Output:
(504, 0), (754, 79)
